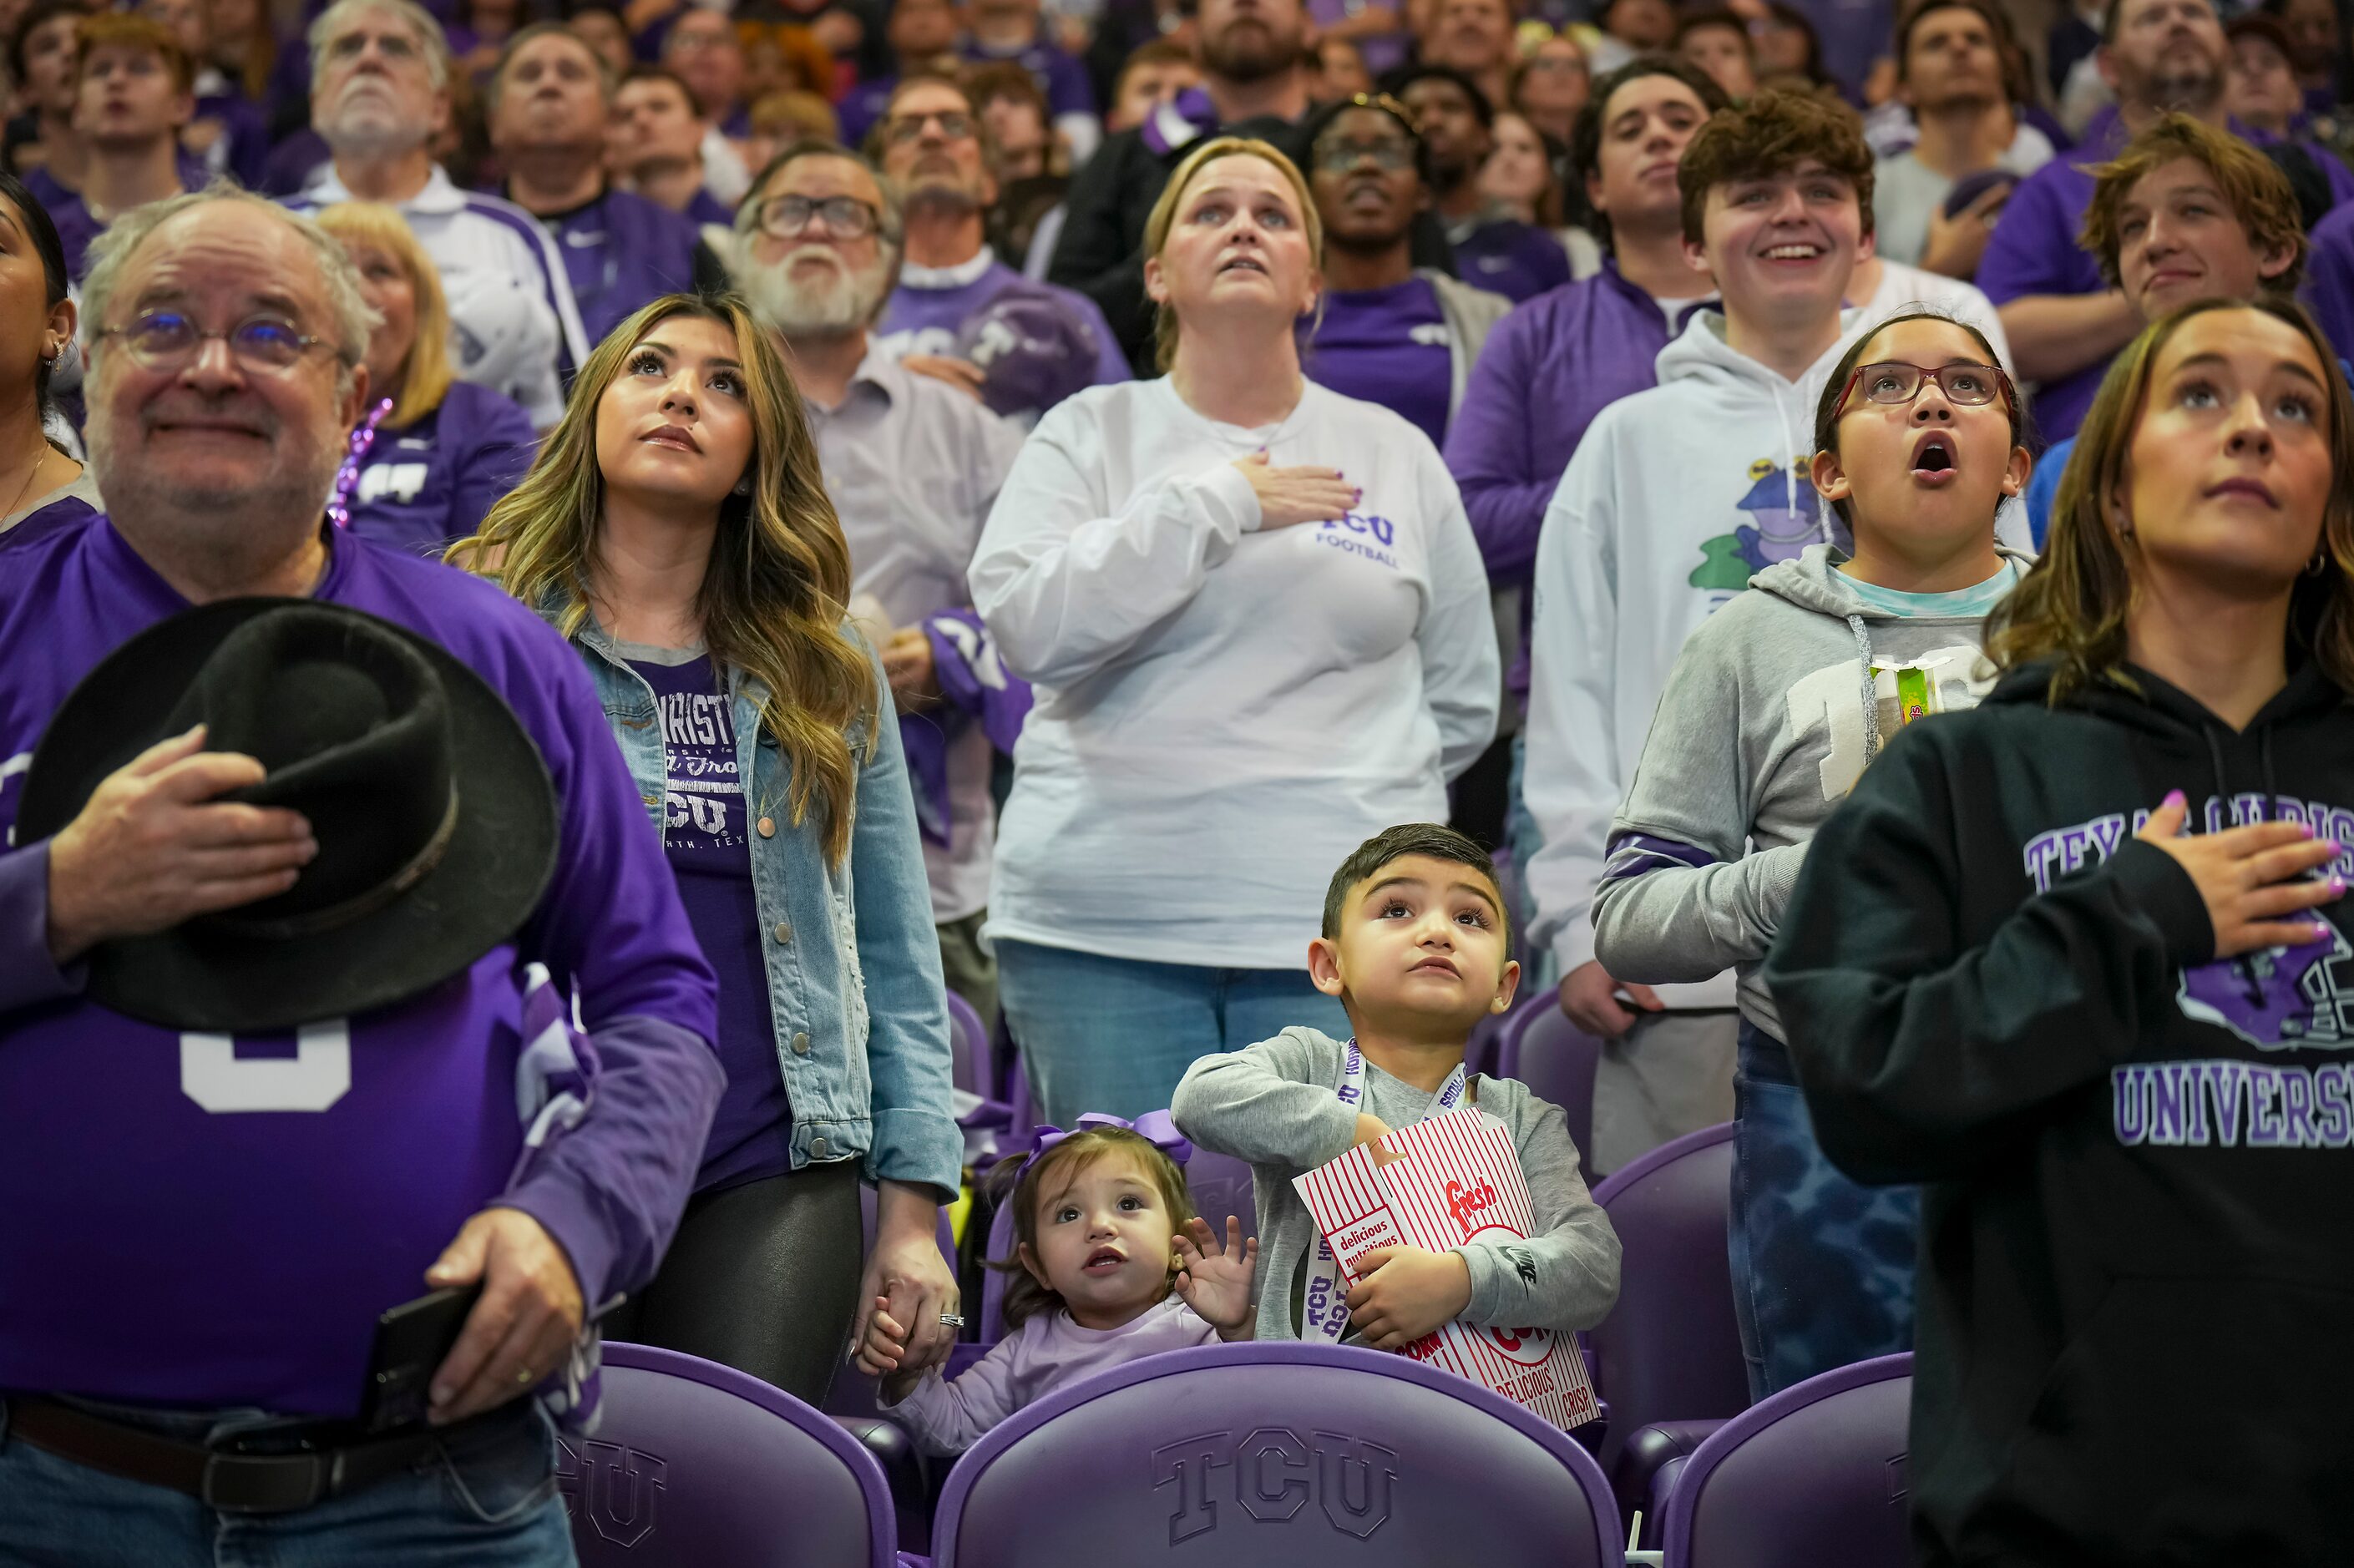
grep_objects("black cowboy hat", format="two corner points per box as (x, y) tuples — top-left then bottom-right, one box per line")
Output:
(16, 599), (559, 1032)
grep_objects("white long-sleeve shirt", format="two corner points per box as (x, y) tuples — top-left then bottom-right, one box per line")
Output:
(969, 377), (1500, 969)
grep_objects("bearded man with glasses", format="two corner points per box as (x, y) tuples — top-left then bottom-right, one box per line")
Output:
(729, 136), (1029, 1034)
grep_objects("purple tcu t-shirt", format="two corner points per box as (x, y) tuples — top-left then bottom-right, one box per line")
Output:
(1302, 276), (1454, 447)
(626, 649), (792, 1193)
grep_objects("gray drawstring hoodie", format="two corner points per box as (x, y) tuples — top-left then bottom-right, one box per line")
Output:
(1591, 541), (2034, 1047)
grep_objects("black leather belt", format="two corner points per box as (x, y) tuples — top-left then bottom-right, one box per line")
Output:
(6, 1396), (457, 1514)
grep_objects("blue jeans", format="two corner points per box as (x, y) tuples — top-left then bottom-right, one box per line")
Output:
(996, 939), (1351, 1125)
(1729, 1021), (1921, 1401)
(0, 1397), (575, 1568)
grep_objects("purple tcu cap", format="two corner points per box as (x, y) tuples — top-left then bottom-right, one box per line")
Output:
(952, 287), (1102, 420)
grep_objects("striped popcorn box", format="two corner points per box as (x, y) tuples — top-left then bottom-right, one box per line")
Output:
(1294, 1107), (1599, 1433)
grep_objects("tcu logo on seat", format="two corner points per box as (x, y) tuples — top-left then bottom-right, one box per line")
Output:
(1445, 1177), (1496, 1238)
(555, 1435), (667, 1548)
(1150, 1428), (1398, 1544)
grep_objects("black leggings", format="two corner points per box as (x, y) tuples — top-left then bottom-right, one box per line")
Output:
(602, 1162), (864, 1408)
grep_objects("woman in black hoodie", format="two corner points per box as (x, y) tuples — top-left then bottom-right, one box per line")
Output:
(1765, 296), (2354, 1568)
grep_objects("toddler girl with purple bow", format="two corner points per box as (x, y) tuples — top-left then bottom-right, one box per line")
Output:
(855, 1114), (1257, 1455)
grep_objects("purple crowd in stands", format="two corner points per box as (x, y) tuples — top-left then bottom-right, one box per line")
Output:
(4, 0), (2354, 1560)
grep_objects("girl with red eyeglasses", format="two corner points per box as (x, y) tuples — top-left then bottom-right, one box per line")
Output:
(1590, 306), (2033, 1398)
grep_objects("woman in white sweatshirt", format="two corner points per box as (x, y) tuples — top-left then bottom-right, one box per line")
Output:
(968, 136), (1501, 1125)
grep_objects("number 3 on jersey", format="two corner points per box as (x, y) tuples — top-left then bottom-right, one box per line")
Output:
(180, 1020), (352, 1112)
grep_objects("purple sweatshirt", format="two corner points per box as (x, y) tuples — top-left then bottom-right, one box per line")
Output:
(529, 185), (705, 348)
(31, 153), (212, 281)
(2308, 202), (2354, 370)
(1444, 259), (1714, 589)
(1450, 216), (1572, 306)
(0, 518), (723, 1418)
(345, 378), (539, 558)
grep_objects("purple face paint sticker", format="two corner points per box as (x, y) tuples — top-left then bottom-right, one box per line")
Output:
(2178, 912), (2354, 1050)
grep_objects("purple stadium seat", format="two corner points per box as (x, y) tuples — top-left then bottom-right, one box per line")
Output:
(1585, 1124), (1749, 1518)
(1461, 990), (1527, 1078)
(1182, 1145), (1258, 1248)
(976, 1186), (1020, 1344)
(946, 991), (988, 1094)
(1621, 1418), (1728, 1550)
(929, 1342), (1621, 1566)
(1662, 1353), (1913, 1568)
(565, 1342), (898, 1566)
(1492, 1000), (1602, 1173)
(950, 991), (1016, 1163)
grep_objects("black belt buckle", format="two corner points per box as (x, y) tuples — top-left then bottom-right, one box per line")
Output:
(200, 1449), (337, 1515)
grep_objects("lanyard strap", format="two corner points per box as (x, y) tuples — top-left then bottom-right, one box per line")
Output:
(1301, 1042), (1466, 1343)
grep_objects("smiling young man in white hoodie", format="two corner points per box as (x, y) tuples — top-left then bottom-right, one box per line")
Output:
(1521, 89), (1877, 1176)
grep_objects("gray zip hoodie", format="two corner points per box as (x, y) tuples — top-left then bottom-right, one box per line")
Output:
(1591, 543), (2032, 1044)
(1171, 1027), (1621, 1345)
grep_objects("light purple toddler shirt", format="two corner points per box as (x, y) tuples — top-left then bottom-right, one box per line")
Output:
(883, 1295), (1221, 1454)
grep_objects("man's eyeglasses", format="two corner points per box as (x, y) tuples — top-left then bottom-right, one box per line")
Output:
(326, 29), (420, 61)
(1312, 138), (1416, 173)
(1835, 360), (2015, 416)
(883, 109), (973, 144)
(753, 194), (880, 240)
(98, 310), (338, 373)
(1311, 93), (1421, 173)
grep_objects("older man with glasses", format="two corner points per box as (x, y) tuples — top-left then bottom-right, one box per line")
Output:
(730, 139), (1028, 1033)
(0, 186), (721, 1565)
(871, 75), (1127, 420)
(284, 0), (589, 428)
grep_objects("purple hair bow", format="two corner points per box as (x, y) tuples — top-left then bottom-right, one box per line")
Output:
(1015, 1110), (1192, 1186)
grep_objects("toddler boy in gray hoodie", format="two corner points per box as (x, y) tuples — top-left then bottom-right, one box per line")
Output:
(1172, 823), (1621, 1349)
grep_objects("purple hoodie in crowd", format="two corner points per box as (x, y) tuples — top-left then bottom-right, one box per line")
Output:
(1442, 260), (1714, 691)
(0, 520), (723, 1419)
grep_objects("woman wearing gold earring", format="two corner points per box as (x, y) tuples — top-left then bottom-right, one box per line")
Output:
(0, 170), (98, 549)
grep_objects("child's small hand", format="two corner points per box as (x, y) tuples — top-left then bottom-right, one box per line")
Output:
(1345, 1246), (1472, 1351)
(852, 1294), (911, 1376)
(1172, 1215), (1259, 1339)
(1353, 1113), (1393, 1150)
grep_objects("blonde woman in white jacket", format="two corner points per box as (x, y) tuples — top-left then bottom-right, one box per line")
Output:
(969, 136), (1501, 1125)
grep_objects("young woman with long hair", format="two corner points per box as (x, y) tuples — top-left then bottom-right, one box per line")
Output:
(1765, 296), (2354, 1563)
(452, 292), (963, 1407)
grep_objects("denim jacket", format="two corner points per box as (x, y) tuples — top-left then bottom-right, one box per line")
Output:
(567, 610), (963, 1198)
